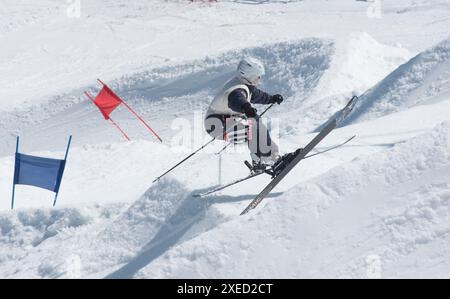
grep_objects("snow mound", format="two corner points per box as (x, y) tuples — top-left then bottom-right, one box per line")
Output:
(296, 32), (410, 131)
(0, 204), (124, 278)
(0, 208), (90, 255)
(101, 178), (204, 278)
(0, 176), (207, 278)
(135, 121), (450, 278)
(310, 32), (410, 103)
(345, 37), (450, 124)
(114, 38), (334, 109)
(103, 178), (257, 278)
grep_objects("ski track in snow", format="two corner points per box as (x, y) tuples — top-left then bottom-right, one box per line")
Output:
(0, 0), (450, 278)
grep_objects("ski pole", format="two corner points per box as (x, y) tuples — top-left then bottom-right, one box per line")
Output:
(153, 116), (247, 183)
(257, 103), (275, 119)
(215, 103), (275, 155)
(152, 138), (216, 183)
(303, 135), (356, 159)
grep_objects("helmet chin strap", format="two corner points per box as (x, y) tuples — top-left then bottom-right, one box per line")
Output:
(241, 76), (258, 86)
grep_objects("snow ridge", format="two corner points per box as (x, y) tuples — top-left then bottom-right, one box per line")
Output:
(346, 37), (450, 124)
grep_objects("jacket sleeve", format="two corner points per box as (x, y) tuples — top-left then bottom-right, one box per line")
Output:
(228, 88), (249, 113)
(249, 86), (272, 105)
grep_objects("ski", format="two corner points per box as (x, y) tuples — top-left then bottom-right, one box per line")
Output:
(192, 170), (265, 198)
(196, 135), (355, 198)
(240, 96), (359, 215)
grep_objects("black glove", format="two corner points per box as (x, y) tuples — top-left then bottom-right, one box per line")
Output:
(270, 94), (284, 105)
(242, 102), (257, 118)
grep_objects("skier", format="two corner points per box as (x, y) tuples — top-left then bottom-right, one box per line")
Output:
(204, 57), (285, 172)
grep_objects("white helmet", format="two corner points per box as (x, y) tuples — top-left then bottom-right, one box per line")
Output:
(236, 57), (265, 85)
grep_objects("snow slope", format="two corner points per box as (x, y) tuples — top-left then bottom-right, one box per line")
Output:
(347, 36), (450, 123)
(1, 0), (450, 278)
(2, 81), (450, 278)
(135, 121), (450, 278)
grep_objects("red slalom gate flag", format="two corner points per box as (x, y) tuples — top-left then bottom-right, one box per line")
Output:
(84, 90), (130, 141)
(92, 84), (122, 120)
(84, 79), (163, 142)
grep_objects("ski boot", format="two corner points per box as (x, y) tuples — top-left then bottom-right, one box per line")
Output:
(269, 148), (302, 177)
(244, 160), (270, 174)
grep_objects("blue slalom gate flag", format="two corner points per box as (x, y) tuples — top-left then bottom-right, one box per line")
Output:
(11, 136), (72, 209)
(14, 154), (66, 192)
